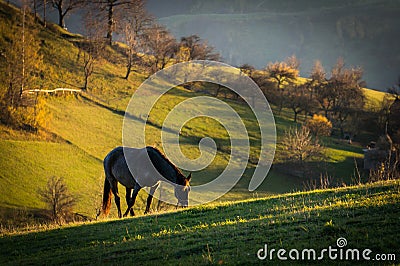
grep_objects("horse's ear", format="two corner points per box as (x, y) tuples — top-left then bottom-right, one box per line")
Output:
(187, 173), (192, 182)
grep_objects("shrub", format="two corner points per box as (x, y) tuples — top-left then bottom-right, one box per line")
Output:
(38, 176), (76, 225)
(305, 114), (332, 139)
(282, 126), (324, 164)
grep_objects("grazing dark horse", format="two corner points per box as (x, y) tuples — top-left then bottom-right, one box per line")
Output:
(102, 146), (191, 218)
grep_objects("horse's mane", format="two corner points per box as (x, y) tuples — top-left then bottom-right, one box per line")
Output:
(146, 146), (185, 179)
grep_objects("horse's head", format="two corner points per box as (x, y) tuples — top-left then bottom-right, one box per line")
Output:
(174, 173), (191, 207)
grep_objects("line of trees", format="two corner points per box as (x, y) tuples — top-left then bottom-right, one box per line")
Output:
(76, 0), (220, 86)
(245, 56), (367, 140)
(25, 0), (221, 76)
(0, 0), (220, 129)
(2, 0), (398, 143)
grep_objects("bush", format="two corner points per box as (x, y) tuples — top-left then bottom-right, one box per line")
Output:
(0, 96), (49, 131)
(282, 126), (324, 164)
(38, 176), (76, 225)
(305, 114), (332, 139)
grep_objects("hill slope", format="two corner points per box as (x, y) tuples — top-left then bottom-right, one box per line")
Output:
(0, 1), (392, 221)
(0, 180), (399, 264)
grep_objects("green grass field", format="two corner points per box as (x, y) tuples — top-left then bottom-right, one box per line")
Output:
(0, 0), (395, 235)
(0, 2), (398, 264)
(0, 180), (398, 264)
(0, 83), (373, 220)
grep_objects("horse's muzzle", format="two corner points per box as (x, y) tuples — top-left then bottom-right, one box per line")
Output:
(177, 200), (189, 208)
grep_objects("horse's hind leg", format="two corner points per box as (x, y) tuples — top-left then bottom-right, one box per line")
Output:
(110, 179), (122, 218)
(144, 183), (159, 214)
(125, 187), (134, 216)
(123, 183), (141, 217)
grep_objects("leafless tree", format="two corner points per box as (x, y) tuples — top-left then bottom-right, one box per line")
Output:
(282, 126), (324, 165)
(77, 10), (106, 91)
(239, 63), (255, 77)
(38, 176), (76, 224)
(308, 60), (326, 100)
(387, 75), (400, 98)
(314, 58), (365, 138)
(49, 0), (85, 28)
(329, 58), (365, 137)
(266, 60), (299, 90)
(265, 56), (299, 113)
(286, 84), (310, 122)
(88, 0), (142, 46)
(118, 0), (153, 79)
(388, 97), (400, 147)
(177, 35), (220, 62)
(142, 24), (177, 73)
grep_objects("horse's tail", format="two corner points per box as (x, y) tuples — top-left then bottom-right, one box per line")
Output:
(102, 176), (113, 217)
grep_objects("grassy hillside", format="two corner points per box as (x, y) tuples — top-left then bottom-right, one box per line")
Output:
(0, 0), (391, 221)
(0, 3), (398, 264)
(0, 180), (398, 264)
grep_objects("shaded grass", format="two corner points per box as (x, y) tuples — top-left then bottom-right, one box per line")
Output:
(0, 180), (398, 264)
(0, 140), (101, 216)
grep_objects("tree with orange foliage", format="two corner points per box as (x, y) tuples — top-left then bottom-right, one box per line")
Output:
(305, 114), (332, 140)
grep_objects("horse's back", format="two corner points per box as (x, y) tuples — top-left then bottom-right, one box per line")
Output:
(104, 146), (166, 188)
(104, 147), (138, 188)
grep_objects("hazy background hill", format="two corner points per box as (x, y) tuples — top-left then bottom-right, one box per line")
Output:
(146, 0), (400, 90)
(9, 0), (400, 90)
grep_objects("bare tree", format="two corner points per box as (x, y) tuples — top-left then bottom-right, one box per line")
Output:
(387, 75), (400, 98)
(308, 60), (326, 99)
(77, 10), (106, 91)
(388, 97), (400, 146)
(239, 63), (255, 77)
(314, 58), (365, 139)
(177, 35), (220, 62)
(38, 176), (76, 224)
(49, 0), (85, 28)
(265, 57), (299, 113)
(310, 60), (326, 83)
(142, 24), (177, 73)
(27, 0), (49, 26)
(80, 46), (95, 91)
(118, 0), (153, 79)
(329, 58), (365, 137)
(286, 84), (310, 122)
(282, 126), (324, 165)
(266, 60), (299, 90)
(89, 0), (142, 46)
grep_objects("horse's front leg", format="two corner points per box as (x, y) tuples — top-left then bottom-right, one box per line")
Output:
(144, 183), (159, 215)
(123, 184), (141, 217)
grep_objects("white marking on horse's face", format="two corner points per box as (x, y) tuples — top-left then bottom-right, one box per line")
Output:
(175, 185), (190, 207)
